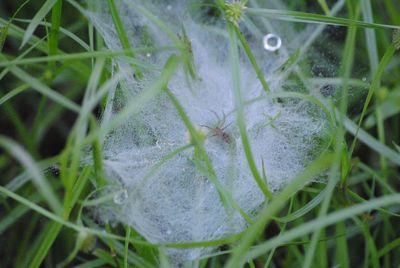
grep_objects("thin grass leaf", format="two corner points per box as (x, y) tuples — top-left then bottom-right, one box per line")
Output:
(234, 26), (270, 93)
(225, 153), (335, 267)
(0, 84), (30, 107)
(48, 0), (62, 58)
(0, 185), (153, 246)
(0, 58), (81, 112)
(378, 237), (400, 258)
(0, 194), (40, 235)
(362, 0), (379, 73)
(107, 0), (142, 78)
(20, 0), (58, 48)
(349, 45), (396, 156)
(227, 22), (273, 200)
(317, 0), (331, 16)
(245, 8), (400, 30)
(14, 19), (91, 51)
(70, 259), (109, 268)
(0, 48), (162, 68)
(274, 189), (326, 223)
(0, 136), (62, 213)
(335, 221), (350, 268)
(344, 115), (400, 166)
(0, 0), (31, 51)
(246, 193), (400, 261)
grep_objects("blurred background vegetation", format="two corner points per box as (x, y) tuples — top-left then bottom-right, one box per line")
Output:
(1, 0), (400, 267)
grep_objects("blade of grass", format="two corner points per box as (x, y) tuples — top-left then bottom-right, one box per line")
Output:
(246, 193), (400, 261)
(348, 46), (396, 158)
(0, 184), (157, 247)
(48, 0), (62, 58)
(234, 26), (270, 93)
(107, 0), (143, 78)
(303, 2), (358, 263)
(274, 188), (327, 223)
(245, 8), (400, 30)
(227, 22), (273, 200)
(0, 57), (81, 112)
(0, 0), (31, 51)
(0, 82), (31, 103)
(124, 226), (131, 268)
(20, 0), (58, 48)
(344, 114), (400, 166)
(225, 153), (334, 267)
(14, 19), (91, 51)
(335, 221), (350, 268)
(317, 0), (331, 16)
(0, 193), (40, 235)
(0, 136), (62, 213)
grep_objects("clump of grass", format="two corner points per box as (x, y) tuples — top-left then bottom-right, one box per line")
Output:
(0, 0), (400, 267)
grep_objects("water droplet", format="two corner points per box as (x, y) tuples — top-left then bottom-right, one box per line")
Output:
(362, 77), (367, 82)
(166, 229), (172, 235)
(146, 53), (152, 58)
(166, 5), (172, 11)
(113, 190), (128, 205)
(263, 34), (281, 52)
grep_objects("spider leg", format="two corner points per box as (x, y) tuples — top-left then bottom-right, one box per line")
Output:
(199, 124), (211, 129)
(221, 121), (233, 131)
(210, 110), (221, 123)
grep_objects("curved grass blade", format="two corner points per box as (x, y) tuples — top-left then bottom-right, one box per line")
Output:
(274, 189), (327, 223)
(246, 193), (400, 262)
(0, 136), (62, 213)
(225, 153), (334, 267)
(20, 0), (58, 48)
(245, 8), (400, 30)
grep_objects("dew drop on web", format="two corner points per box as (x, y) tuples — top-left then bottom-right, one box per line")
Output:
(263, 33), (282, 52)
(113, 190), (128, 205)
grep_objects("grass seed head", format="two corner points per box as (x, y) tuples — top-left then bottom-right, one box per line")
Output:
(224, 0), (247, 26)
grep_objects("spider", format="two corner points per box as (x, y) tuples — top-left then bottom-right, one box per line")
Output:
(201, 111), (233, 144)
(45, 165), (60, 177)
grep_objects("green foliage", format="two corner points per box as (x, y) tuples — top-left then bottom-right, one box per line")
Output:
(0, 0), (400, 267)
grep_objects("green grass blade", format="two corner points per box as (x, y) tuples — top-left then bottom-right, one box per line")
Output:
(0, 136), (62, 213)
(227, 23), (273, 200)
(335, 221), (350, 268)
(20, 0), (58, 48)
(245, 8), (400, 30)
(48, 0), (62, 58)
(234, 26), (270, 93)
(225, 153), (334, 267)
(0, 0), (30, 51)
(0, 84), (29, 107)
(361, 0), (379, 73)
(107, 0), (142, 78)
(246, 194), (400, 261)
(2, 60), (81, 112)
(344, 115), (400, 166)
(317, 0), (331, 15)
(70, 259), (109, 268)
(14, 18), (91, 51)
(29, 221), (63, 268)
(349, 45), (396, 156)
(378, 237), (400, 258)
(0, 194), (39, 234)
(275, 189), (326, 223)
(0, 185), (154, 246)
